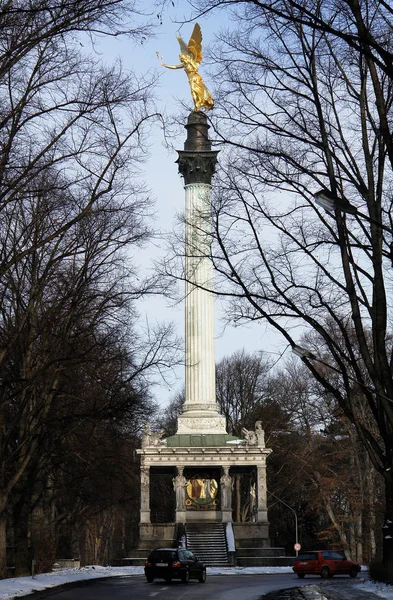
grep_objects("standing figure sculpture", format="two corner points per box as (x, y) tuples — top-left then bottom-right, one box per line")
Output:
(173, 470), (188, 510)
(162, 23), (214, 112)
(255, 420), (265, 447)
(220, 467), (232, 510)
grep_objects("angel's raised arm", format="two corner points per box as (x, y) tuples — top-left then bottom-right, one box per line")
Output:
(162, 63), (184, 69)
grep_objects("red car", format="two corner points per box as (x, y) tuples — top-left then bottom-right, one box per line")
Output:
(293, 550), (361, 578)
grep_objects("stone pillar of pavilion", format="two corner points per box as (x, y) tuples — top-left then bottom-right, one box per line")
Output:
(140, 465), (150, 524)
(176, 111), (227, 435)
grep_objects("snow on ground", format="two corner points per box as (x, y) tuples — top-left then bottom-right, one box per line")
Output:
(356, 581), (393, 600)
(0, 565), (392, 600)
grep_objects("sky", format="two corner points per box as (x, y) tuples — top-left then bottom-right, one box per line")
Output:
(91, 1), (290, 407)
(1, 565), (392, 600)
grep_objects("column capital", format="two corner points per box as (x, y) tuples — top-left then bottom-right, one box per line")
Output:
(177, 151), (219, 185)
(177, 110), (219, 185)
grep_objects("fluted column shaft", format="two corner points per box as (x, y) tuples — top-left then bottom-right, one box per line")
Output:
(184, 182), (215, 409)
(176, 111), (227, 435)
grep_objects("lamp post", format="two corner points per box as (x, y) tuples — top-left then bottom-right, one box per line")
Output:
(268, 491), (299, 556)
(314, 189), (358, 215)
(314, 188), (393, 235)
(314, 188), (393, 265)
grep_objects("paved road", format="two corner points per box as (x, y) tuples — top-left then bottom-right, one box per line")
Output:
(39, 574), (306, 599)
(38, 573), (377, 600)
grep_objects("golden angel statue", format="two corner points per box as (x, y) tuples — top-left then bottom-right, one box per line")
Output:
(162, 23), (214, 112)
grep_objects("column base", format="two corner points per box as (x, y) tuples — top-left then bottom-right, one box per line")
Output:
(222, 509), (233, 523)
(140, 510), (151, 524)
(257, 510), (268, 523)
(176, 412), (227, 434)
(175, 510), (186, 523)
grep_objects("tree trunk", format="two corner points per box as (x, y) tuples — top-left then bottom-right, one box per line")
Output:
(323, 496), (351, 558)
(79, 528), (88, 567)
(13, 495), (31, 576)
(356, 512), (363, 564)
(0, 513), (7, 579)
(365, 455), (377, 562)
(369, 496), (377, 561)
(349, 522), (356, 560)
(383, 476), (393, 576)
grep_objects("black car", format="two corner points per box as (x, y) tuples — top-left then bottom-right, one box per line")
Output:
(144, 548), (207, 583)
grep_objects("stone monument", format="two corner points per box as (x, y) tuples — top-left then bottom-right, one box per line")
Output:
(136, 24), (271, 564)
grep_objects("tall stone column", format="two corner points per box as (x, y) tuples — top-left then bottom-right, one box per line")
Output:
(256, 463), (268, 523)
(176, 111), (227, 435)
(140, 465), (150, 524)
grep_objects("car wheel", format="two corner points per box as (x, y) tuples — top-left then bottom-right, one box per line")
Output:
(198, 569), (206, 583)
(320, 566), (330, 578)
(146, 576), (154, 583)
(182, 570), (190, 584)
(349, 567), (358, 578)
(297, 573), (305, 579)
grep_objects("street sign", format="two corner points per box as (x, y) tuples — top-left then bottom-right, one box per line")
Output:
(294, 543), (301, 551)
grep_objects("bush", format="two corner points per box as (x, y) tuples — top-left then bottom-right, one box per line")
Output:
(34, 535), (58, 575)
(369, 560), (393, 585)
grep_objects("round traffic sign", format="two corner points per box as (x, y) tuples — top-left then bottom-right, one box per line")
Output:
(294, 543), (301, 551)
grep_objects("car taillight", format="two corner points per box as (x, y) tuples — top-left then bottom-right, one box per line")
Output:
(145, 562), (152, 567)
(172, 561), (181, 568)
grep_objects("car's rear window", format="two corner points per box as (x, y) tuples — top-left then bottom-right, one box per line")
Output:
(297, 552), (318, 560)
(178, 550), (195, 560)
(322, 551), (345, 560)
(149, 550), (177, 562)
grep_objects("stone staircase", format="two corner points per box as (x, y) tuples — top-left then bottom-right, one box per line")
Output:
(185, 523), (229, 566)
(111, 521), (294, 568)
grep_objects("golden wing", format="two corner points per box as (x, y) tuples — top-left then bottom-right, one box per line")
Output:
(187, 23), (203, 64)
(176, 33), (189, 56)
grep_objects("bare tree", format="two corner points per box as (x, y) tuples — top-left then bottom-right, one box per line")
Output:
(0, 174), (181, 575)
(156, 389), (185, 436)
(216, 349), (272, 434)
(0, 3), (184, 577)
(269, 355), (384, 562)
(188, 0), (393, 164)
(158, 350), (273, 436)
(0, 0), (158, 278)
(164, 0), (393, 575)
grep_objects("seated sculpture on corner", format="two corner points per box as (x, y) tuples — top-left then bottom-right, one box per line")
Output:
(241, 421), (265, 447)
